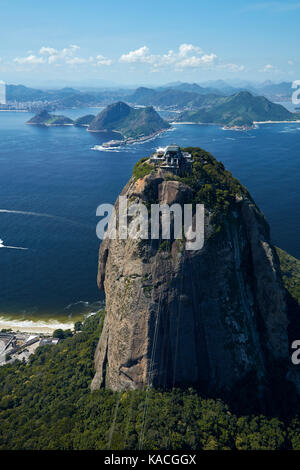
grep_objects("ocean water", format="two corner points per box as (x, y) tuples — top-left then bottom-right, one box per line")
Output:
(0, 108), (299, 324)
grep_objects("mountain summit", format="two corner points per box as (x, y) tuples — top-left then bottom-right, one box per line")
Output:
(88, 101), (170, 139)
(91, 146), (299, 410)
(179, 91), (297, 127)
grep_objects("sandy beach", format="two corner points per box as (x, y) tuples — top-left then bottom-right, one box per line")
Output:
(0, 109), (28, 112)
(0, 317), (75, 335)
(253, 120), (300, 124)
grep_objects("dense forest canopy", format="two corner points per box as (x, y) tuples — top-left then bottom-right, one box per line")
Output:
(0, 306), (299, 450)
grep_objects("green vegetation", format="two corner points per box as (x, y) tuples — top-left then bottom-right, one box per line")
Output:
(276, 247), (300, 305)
(53, 328), (73, 339)
(27, 110), (74, 126)
(132, 157), (153, 181)
(127, 86), (221, 109)
(0, 308), (300, 450)
(0, 151), (299, 450)
(159, 240), (171, 252)
(74, 114), (95, 127)
(0, 312), (104, 450)
(179, 91), (297, 127)
(133, 147), (253, 233)
(45, 115), (74, 125)
(176, 147), (249, 229)
(88, 101), (170, 139)
(74, 321), (83, 331)
(27, 111), (96, 127)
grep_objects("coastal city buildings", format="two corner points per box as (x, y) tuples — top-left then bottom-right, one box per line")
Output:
(0, 331), (59, 366)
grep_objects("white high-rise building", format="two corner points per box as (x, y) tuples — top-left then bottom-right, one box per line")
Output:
(0, 81), (6, 105)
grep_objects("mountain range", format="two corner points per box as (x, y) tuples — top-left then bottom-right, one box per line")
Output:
(5, 79), (296, 109)
(125, 86), (221, 109)
(27, 102), (170, 140)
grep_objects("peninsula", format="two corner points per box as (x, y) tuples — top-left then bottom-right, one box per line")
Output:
(87, 101), (171, 144)
(177, 91), (300, 129)
(26, 103), (171, 145)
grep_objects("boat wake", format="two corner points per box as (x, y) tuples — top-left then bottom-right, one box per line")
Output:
(91, 145), (124, 152)
(0, 209), (90, 229)
(0, 238), (28, 250)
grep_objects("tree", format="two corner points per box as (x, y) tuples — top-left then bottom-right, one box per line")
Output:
(53, 329), (66, 339)
(74, 321), (83, 332)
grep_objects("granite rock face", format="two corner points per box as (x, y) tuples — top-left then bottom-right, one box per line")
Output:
(91, 154), (295, 403)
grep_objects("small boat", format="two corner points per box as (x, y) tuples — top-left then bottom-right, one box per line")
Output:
(102, 139), (125, 148)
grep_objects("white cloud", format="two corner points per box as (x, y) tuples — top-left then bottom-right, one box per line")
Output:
(13, 45), (112, 68)
(45, 44), (81, 64)
(178, 43), (203, 57)
(65, 56), (94, 65)
(176, 53), (217, 69)
(95, 55), (113, 66)
(219, 63), (245, 72)
(120, 46), (155, 64)
(261, 63), (276, 72)
(39, 47), (58, 56)
(120, 44), (218, 70)
(119, 44), (245, 73)
(288, 60), (294, 65)
(14, 54), (45, 64)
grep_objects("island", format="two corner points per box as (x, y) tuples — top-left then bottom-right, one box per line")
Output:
(87, 101), (171, 145)
(26, 110), (74, 126)
(26, 111), (96, 127)
(26, 103), (170, 146)
(74, 114), (95, 127)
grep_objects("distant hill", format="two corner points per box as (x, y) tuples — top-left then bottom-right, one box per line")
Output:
(6, 84), (114, 108)
(7, 84), (84, 102)
(255, 81), (293, 102)
(27, 110), (74, 126)
(88, 101), (170, 139)
(6, 84), (48, 101)
(178, 91), (299, 127)
(200, 79), (237, 92)
(159, 82), (224, 96)
(74, 114), (95, 127)
(199, 80), (297, 102)
(126, 86), (221, 109)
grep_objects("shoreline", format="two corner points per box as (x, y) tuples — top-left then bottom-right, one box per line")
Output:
(125, 127), (171, 144)
(27, 122), (74, 127)
(0, 318), (75, 335)
(98, 127), (171, 149)
(0, 109), (28, 113)
(253, 120), (300, 124)
(171, 120), (300, 130)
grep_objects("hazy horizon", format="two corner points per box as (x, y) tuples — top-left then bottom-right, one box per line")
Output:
(0, 78), (296, 91)
(1, 0), (300, 86)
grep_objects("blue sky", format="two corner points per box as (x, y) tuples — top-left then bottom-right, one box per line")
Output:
(0, 0), (299, 86)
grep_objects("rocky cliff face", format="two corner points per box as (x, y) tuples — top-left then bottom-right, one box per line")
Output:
(91, 147), (298, 408)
